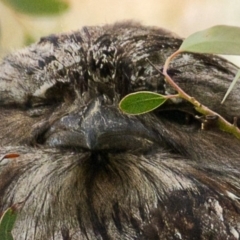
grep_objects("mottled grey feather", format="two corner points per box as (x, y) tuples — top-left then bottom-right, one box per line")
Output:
(0, 21), (240, 240)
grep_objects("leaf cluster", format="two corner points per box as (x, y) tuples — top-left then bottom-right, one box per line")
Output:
(119, 25), (240, 139)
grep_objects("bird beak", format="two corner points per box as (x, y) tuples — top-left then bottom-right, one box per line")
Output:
(45, 97), (160, 153)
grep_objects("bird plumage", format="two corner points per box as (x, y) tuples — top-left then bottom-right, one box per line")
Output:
(0, 21), (240, 239)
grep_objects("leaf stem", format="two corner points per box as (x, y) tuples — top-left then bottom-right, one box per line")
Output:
(160, 51), (240, 139)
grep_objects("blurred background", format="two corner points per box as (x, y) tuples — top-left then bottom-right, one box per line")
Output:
(1, 0), (240, 64)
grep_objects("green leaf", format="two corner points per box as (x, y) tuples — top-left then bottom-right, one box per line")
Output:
(1, 0), (69, 16)
(221, 69), (240, 104)
(179, 25), (240, 55)
(119, 91), (167, 115)
(0, 207), (18, 240)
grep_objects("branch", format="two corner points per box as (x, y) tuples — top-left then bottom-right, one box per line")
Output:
(149, 51), (240, 139)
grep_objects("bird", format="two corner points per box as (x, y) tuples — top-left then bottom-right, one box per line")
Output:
(0, 21), (240, 240)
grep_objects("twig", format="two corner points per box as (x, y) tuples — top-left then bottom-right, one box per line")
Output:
(147, 51), (240, 139)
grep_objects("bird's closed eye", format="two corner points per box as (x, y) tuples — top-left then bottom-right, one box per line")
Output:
(43, 82), (76, 104)
(25, 82), (75, 117)
(155, 109), (199, 127)
(25, 96), (52, 117)
(27, 82), (75, 108)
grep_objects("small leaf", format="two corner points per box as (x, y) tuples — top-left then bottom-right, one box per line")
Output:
(179, 25), (240, 55)
(0, 153), (20, 163)
(3, 153), (20, 159)
(119, 91), (167, 115)
(221, 69), (240, 104)
(1, 0), (69, 16)
(0, 207), (18, 240)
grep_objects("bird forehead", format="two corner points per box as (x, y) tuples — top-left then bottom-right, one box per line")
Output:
(0, 23), (180, 106)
